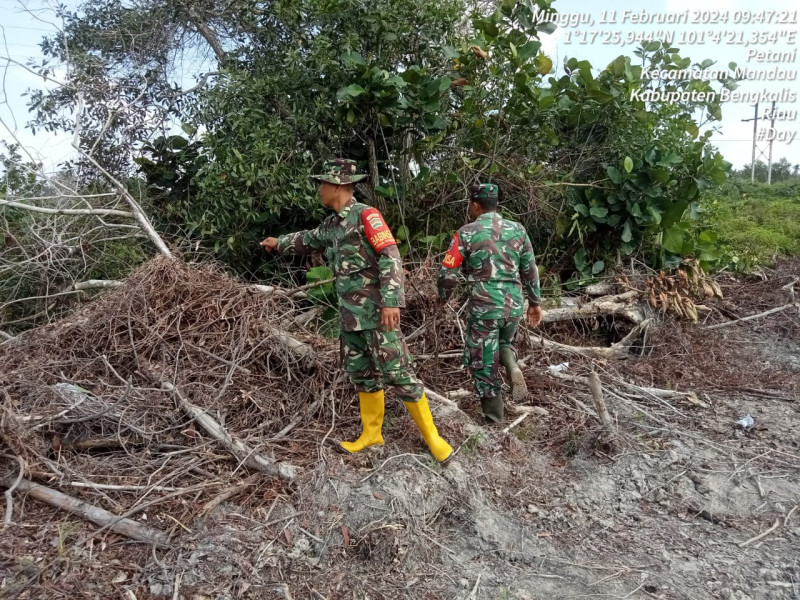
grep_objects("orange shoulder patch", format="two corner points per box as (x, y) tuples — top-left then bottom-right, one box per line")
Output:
(442, 232), (463, 268)
(361, 207), (396, 252)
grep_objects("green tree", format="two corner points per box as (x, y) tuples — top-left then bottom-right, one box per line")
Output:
(736, 158), (800, 184)
(27, 0), (735, 281)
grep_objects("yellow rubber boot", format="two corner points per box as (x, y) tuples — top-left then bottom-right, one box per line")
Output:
(339, 390), (385, 453)
(404, 393), (453, 464)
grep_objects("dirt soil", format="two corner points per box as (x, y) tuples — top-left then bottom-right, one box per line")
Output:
(1, 259), (799, 600)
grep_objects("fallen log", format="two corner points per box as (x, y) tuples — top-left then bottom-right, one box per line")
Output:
(156, 378), (297, 481)
(424, 388), (461, 411)
(292, 306), (324, 329)
(0, 476), (169, 546)
(542, 291), (645, 325)
(510, 404), (549, 417)
(528, 318), (652, 360)
(584, 282), (616, 296)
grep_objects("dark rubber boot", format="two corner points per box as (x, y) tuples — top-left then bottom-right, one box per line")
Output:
(499, 346), (527, 401)
(480, 394), (504, 424)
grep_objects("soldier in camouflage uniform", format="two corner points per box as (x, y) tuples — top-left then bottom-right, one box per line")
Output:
(437, 183), (543, 423)
(261, 159), (453, 463)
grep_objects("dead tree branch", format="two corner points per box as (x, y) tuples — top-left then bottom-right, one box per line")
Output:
(706, 302), (800, 330)
(156, 379), (297, 481)
(0, 199), (133, 218)
(587, 371), (614, 430)
(528, 318), (652, 360)
(73, 280), (123, 291)
(2, 454), (26, 527)
(543, 291), (645, 325)
(0, 476), (169, 546)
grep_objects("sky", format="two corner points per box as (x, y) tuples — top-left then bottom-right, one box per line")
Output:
(0, 0), (76, 169)
(1, 0), (798, 173)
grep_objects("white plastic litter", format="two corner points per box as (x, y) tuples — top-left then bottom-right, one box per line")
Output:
(53, 382), (90, 401)
(735, 414), (755, 429)
(547, 362), (570, 374)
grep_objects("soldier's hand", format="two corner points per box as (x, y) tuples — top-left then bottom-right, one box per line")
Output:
(527, 305), (543, 328)
(260, 237), (279, 252)
(381, 307), (401, 332)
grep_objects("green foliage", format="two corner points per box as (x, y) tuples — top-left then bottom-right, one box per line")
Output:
(305, 266), (335, 302)
(37, 0), (737, 284)
(30, 1), (200, 176)
(557, 43), (732, 275)
(305, 266), (339, 338)
(1, 143), (43, 197)
(701, 181), (800, 270)
(131, 0), (463, 274)
(85, 240), (148, 281)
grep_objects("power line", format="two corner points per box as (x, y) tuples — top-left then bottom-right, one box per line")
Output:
(0, 25), (54, 32)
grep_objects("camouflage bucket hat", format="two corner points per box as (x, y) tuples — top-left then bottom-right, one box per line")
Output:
(471, 183), (499, 201)
(311, 158), (367, 184)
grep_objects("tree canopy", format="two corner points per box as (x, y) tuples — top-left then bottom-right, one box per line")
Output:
(25, 0), (735, 280)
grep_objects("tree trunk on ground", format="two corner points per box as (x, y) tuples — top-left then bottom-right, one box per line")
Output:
(1, 476), (170, 546)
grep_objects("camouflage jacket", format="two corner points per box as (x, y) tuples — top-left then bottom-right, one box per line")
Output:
(437, 212), (541, 320)
(277, 199), (404, 331)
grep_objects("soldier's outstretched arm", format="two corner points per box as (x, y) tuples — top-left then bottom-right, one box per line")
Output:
(437, 230), (465, 301)
(261, 223), (326, 256)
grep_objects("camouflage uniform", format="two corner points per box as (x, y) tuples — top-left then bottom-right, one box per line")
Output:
(437, 184), (541, 400)
(276, 160), (424, 403)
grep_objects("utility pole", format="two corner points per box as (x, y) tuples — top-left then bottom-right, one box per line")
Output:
(741, 103), (759, 183)
(741, 102), (773, 184)
(767, 101), (776, 185)
(750, 103), (758, 183)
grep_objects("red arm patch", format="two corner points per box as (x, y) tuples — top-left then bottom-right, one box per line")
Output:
(361, 207), (397, 252)
(442, 232), (463, 268)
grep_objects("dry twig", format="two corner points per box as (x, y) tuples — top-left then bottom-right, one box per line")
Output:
(2, 454), (26, 526)
(738, 518), (781, 548)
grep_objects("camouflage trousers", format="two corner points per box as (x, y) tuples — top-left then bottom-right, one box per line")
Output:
(340, 328), (424, 403)
(464, 317), (521, 398)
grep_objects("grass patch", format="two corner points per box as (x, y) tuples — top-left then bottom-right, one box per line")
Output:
(703, 180), (800, 270)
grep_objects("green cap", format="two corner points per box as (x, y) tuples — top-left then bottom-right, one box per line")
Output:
(311, 158), (367, 184)
(471, 183), (499, 201)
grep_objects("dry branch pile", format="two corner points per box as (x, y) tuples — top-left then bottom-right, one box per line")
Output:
(3, 252), (796, 555)
(0, 253), (655, 543)
(0, 256), (349, 532)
